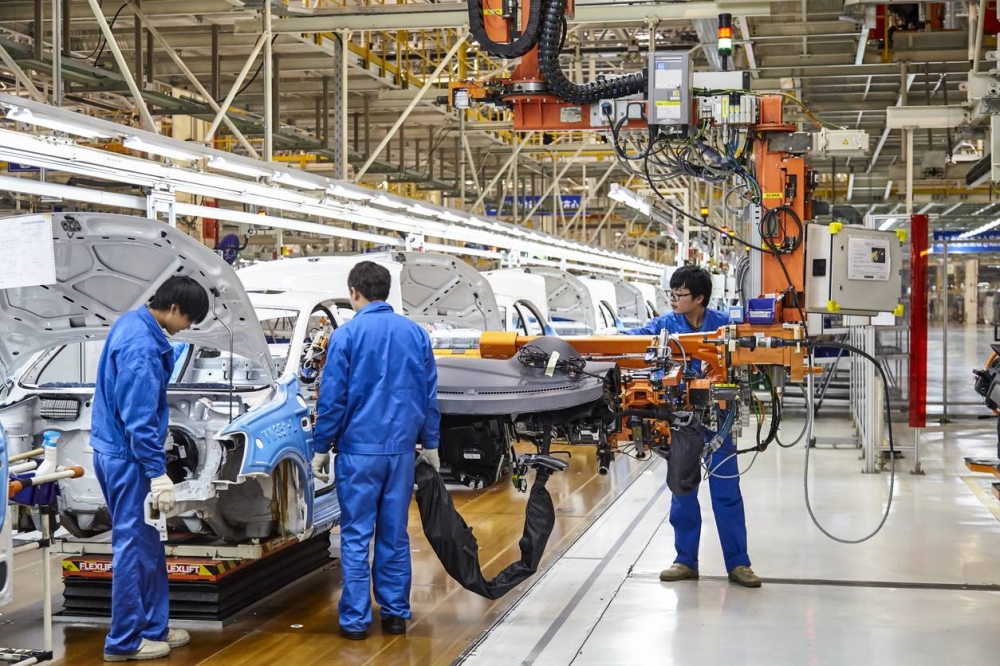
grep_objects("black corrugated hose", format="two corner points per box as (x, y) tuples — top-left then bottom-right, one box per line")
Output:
(468, 0), (545, 59)
(537, 0), (646, 103)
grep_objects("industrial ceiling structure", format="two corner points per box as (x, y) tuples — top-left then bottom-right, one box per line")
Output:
(0, 0), (994, 255)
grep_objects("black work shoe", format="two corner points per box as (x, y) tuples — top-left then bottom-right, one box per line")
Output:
(339, 626), (367, 641)
(381, 616), (406, 635)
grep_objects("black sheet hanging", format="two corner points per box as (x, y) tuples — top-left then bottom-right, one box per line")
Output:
(414, 462), (555, 600)
(665, 415), (706, 497)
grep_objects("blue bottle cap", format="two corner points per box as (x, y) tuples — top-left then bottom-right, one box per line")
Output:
(42, 430), (60, 446)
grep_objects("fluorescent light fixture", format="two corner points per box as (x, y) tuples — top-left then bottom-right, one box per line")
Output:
(608, 183), (630, 203)
(883, 180), (893, 200)
(846, 173), (855, 201)
(207, 156), (272, 179)
(408, 204), (438, 217)
(959, 217), (1000, 239)
(878, 217), (898, 231)
(371, 194), (408, 209)
(6, 106), (113, 139)
(327, 184), (372, 201)
(439, 211), (467, 224)
(272, 170), (326, 190)
(123, 136), (203, 161)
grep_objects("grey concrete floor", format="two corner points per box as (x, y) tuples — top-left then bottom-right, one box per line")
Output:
(463, 416), (1000, 666)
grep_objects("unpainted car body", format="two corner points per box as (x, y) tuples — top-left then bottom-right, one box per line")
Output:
(0, 213), (336, 543)
(481, 269), (553, 336)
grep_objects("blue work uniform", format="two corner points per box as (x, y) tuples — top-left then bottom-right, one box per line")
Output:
(90, 305), (175, 656)
(624, 309), (751, 573)
(314, 301), (440, 633)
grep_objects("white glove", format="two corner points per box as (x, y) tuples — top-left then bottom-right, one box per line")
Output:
(416, 447), (440, 471)
(595, 326), (620, 336)
(312, 452), (331, 483)
(149, 474), (176, 514)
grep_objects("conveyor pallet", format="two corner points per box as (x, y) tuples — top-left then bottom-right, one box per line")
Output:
(60, 532), (333, 623)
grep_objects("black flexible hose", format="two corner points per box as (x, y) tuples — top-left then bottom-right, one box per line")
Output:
(537, 0), (646, 103)
(468, 0), (545, 59)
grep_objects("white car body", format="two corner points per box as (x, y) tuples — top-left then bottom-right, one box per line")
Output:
(0, 213), (336, 543)
(482, 269), (552, 336)
(632, 281), (663, 320)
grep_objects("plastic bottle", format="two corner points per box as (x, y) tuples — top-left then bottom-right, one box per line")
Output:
(36, 430), (60, 476)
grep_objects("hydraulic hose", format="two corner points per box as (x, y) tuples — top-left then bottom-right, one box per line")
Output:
(468, 0), (545, 59)
(537, 0), (646, 104)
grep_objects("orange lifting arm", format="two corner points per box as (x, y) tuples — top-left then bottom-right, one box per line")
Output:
(479, 325), (807, 382)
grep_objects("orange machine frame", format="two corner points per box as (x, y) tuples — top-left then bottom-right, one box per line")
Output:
(481, 325), (807, 450)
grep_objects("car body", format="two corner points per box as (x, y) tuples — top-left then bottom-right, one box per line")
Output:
(579, 276), (622, 331)
(481, 269), (553, 336)
(632, 281), (663, 320)
(0, 213), (337, 544)
(527, 267), (618, 336)
(597, 275), (649, 330)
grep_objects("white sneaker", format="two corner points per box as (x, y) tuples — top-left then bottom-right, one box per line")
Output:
(165, 628), (190, 648)
(103, 638), (170, 661)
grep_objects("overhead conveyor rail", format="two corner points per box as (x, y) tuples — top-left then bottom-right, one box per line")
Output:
(0, 93), (663, 279)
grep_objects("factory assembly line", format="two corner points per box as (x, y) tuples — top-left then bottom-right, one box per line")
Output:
(1, 0), (998, 664)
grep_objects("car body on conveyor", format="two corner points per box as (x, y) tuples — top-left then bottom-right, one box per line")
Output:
(481, 268), (553, 335)
(0, 213), (338, 544)
(525, 267), (619, 336)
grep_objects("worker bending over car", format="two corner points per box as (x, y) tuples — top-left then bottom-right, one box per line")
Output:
(91, 276), (209, 661)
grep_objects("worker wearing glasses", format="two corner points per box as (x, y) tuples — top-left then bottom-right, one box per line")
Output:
(621, 265), (760, 588)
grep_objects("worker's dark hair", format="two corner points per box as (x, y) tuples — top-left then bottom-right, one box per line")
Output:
(149, 275), (210, 324)
(670, 265), (712, 307)
(348, 261), (391, 302)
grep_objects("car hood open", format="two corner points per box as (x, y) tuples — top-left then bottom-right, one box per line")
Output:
(383, 251), (502, 332)
(0, 213), (272, 383)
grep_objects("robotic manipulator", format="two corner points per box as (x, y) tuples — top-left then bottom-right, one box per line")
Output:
(475, 322), (808, 493)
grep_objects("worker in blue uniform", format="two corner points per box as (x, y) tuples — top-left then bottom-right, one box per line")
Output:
(91, 276), (209, 661)
(623, 265), (761, 588)
(312, 261), (441, 640)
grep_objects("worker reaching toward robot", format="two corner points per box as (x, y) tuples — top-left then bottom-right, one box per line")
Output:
(620, 265), (758, 588)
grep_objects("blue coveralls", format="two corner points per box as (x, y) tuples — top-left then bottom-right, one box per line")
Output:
(314, 301), (440, 633)
(625, 309), (751, 573)
(90, 305), (175, 656)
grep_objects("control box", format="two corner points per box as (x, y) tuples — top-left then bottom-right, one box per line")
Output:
(647, 52), (690, 126)
(804, 223), (904, 316)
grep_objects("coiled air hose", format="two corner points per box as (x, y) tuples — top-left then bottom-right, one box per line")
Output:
(537, 0), (646, 104)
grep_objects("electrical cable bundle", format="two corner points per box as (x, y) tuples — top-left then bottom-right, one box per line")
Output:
(517, 344), (602, 379)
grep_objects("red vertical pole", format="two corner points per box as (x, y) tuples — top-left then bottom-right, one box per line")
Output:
(909, 214), (928, 428)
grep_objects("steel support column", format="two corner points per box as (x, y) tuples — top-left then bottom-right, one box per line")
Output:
(33, 0), (43, 61)
(263, 0), (274, 161)
(331, 32), (349, 180)
(61, 0), (70, 58)
(211, 24), (220, 101)
(51, 0), (62, 105)
(133, 0), (143, 88)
